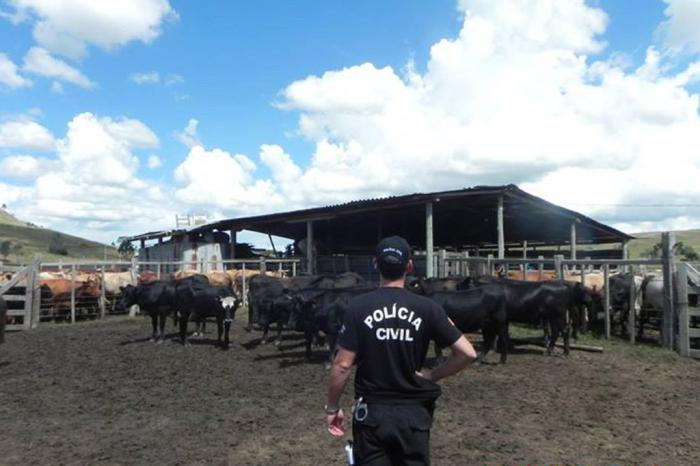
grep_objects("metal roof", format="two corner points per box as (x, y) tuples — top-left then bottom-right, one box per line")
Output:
(125, 185), (632, 251)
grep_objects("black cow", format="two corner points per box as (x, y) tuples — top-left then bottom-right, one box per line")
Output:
(428, 286), (509, 363)
(406, 276), (472, 295)
(289, 287), (375, 368)
(608, 273), (643, 337)
(175, 278), (240, 348)
(564, 281), (593, 339)
(466, 278), (572, 356)
(118, 281), (176, 343)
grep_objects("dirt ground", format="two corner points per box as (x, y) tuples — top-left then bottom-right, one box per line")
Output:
(1, 314), (699, 466)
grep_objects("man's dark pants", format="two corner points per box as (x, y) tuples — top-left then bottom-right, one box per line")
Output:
(352, 402), (434, 466)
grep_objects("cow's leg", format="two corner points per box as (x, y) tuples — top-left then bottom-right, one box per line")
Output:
(261, 321), (270, 344)
(480, 327), (496, 364)
(570, 305), (579, 340)
(216, 315), (224, 347)
(496, 322), (509, 364)
(274, 318), (284, 348)
(223, 319), (231, 349)
(304, 326), (314, 360)
(157, 311), (166, 344)
(179, 312), (190, 346)
(149, 311), (158, 342)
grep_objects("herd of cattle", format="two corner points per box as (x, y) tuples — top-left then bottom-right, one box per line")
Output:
(1, 266), (668, 364)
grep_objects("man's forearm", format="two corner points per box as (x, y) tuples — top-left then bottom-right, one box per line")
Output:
(327, 362), (353, 408)
(429, 350), (472, 382)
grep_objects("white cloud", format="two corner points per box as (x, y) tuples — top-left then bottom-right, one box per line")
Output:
(0, 52), (32, 88)
(657, 0), (700, 55)
(260, 144), (302, 182)
(0, 118), (55, 150)
(99, 116), (159, 149)
(4, 0), (177, 60)
(176, 118), (201, 148)
(0, 154), (57, 179)
(164, 73), (183, 85)
(50, 80), (63, 93)
(174, 145), (279, 211)
(147, 154), (162, 169)
(22, 47), (95, 88)
(0, 112), (175, 243)
(130, 71), (160, 84)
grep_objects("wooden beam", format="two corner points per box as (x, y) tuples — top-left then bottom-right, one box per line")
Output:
(230, 230), (237, 259)
(677, 263), (690, 357)
(604, 263), (610, 339)
(306, 220), (314, 275)
(497, 196), (504, 259)
(426, 202), (434, 278)
(570, 222), (577, 260)
(661, 232), (675, 349)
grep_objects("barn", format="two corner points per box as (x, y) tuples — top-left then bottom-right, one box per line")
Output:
(126, 184), (632, 278)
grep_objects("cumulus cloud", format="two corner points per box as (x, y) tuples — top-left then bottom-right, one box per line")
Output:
(0, 118), (55, 150)
(3, 0), (177, 60)
(0, 52), (32, 88)
(0, 154), (57, 179)
(130, 71), (160, 84)
(23, 47), (95, 88)
(147, 154), (162, 168)
(164, 73), (183, 85)
(0, 112), (175, 242)
(174, 145), (279, 211)
(176, 118), (201, 148)
(657, 0), (700, 55)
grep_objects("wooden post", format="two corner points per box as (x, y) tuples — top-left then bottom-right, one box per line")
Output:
(463, 251), (470, 277)
(344, 255), (350, 273)
(554, 255), (563, 279)
(31, 257), (41, 328)
(497, 196), (504, 259)
(628, 273), (636, 344)
(676, 263), (690, 357)
(487, 254), (494, 276)
(230, 230), (237, 259)
(661, 232), (675, 349)
(241, 262), (248, 308)
(259, 256), (266, 274)
(438, 249), (446, 278)
(292, 261), (297, 277)
(622, 240), (630, 273)
(570, 222), (577, 261)
(129, 257), (138, 317)
(24, 258), (39, 330)
(99, 265), (106, 319)
(538, 256), (544, 281)
(306, 220), (314, 275)
(426, 202), (434, 278)
(70, 264), (76, 324)
(604, 263), (611, 339)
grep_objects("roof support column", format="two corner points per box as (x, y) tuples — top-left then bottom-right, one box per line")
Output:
(497, 196), (504, 259)
(306, 220), (314, 275)
(570, 222), (577, 260)
(426, 202), (434, 278)
(230, 230), (237, 259)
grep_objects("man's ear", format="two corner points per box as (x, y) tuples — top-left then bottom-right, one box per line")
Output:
(406, 260), (414, 275)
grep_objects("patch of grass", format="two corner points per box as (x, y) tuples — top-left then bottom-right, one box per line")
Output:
(0, 223), (120, 264)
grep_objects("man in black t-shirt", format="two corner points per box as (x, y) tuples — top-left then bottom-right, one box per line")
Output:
(325, 236), (476, 465)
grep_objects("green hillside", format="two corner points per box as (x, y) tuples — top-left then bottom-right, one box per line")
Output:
(0, 218), (120, 264)
(627, 229), (700, 259)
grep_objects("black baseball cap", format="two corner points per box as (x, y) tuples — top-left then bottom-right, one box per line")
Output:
(375, 235), (411, 266)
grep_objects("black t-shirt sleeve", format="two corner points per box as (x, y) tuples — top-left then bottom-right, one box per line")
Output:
(337, 302), (359, 352)
(430, 302), (463, 348)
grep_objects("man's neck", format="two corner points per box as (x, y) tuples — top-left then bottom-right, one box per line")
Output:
(380, 277), (405, 288)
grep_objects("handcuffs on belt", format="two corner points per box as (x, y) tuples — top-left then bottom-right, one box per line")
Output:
(352, 397), (368, 422)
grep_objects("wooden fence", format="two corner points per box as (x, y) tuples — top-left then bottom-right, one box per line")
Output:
(1, 257), (301, 329)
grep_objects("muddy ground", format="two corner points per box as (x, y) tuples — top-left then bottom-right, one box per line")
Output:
(1, 315), (699, 466)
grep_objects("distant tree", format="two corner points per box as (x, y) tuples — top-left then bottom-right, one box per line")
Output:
(644, 240), (699, 261)
(0, 240), (22, 261)
(48, 233), (68, 256)
(234, 242), (256, 258)
(117, 239), (135, 260)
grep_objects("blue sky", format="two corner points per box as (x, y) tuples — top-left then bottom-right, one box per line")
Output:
(1, 0), (700, 246)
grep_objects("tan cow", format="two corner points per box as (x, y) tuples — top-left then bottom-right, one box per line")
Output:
(207, 271), (232, 288)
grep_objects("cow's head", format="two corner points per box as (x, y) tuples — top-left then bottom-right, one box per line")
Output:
(218, 295), (241, 323)
(116, 285), (137, 312)
(288, 292), (318, 331)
